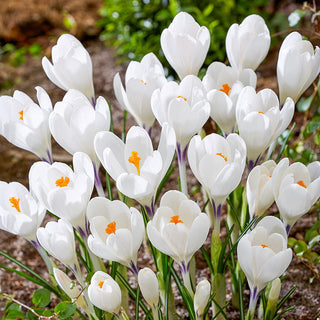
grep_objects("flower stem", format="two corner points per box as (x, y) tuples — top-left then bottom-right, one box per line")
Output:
(245, 287), (260, 320)
(176, 143), (188, 196)
(151, 305), (159, 320)
(30, 239), (54, 275)
(180, 262), (194, 298)
(212, 272), (226, 320)
(93, 161), (105, 197)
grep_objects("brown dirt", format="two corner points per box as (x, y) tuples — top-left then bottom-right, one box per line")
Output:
(0, 1), (319, 319)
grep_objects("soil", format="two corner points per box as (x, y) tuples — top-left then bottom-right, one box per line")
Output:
(0, 1), (319, 319)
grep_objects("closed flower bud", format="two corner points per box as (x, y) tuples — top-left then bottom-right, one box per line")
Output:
(194, 279), (211, 319)
(138, 267), (159, 308)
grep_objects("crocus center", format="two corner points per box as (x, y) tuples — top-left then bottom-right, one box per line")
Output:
(19, 110), (24, 120)
(177, 95), (187, 101)
(128, 151), (141, 175)
(297, 180), (307, 188)
(219, 83), (231, 96)
(141, 80), (147, 85)
(9, 197), (21, 212)
(105, 221), (116, 235)
(258, 111), (264, 114)
(216, 152), (228, 162)
(55, 176), (70, 188)
(98, 281), (104, 289)
(170, 215), (183, 225)
(261, 244), (268, 248)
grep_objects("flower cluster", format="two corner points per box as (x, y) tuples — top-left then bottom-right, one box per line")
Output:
(0, 10), (319, 320)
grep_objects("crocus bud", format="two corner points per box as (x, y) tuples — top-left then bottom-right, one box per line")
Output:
(226, 14), (270, 71)
(161, 12), (210, 80)
(53, 268), (88, 311)
(277, 32), (320, 104)
(265, 278), (281, 320)
(138, 267), (159, 308)
(42, 34), (95, 102)
(194, 279), (211, 319)
(88, 271), (122, 314)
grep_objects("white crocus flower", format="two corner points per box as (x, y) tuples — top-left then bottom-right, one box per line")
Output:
(194, 279), (211, 320)
(42, 34), (95, 103)
(203, 61), (257, 134)
(88, 271), (122, 315)
(94, 124), (175, 213)
(87, 197), (144, 275)
(236, 87), (294, 168)
(114, 53), (167, 131)
(138, 267), (159, 310)
(237, 216), (292, 317)
(29, 152), (94, 236)
(0, 181), (45, 241)
(277, 32), (320, 104)
(272, 158), (320, 233)
(226, 14), (270, 71)
(161, 12), (210, 80)
(49, 89), (110, 196)
(247, 160), (276, 220)
(37, 219), (78, 270)
(0, 87), (53, 163)
(53, 268), (88, 312)
(188, 133), (246, 231)
(147, 190), (210, 294)
(151, 75), (210, 195)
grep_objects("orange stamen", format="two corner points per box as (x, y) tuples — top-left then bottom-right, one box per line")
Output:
(258, 111), (264, 114)
(19, 110), (24, 120)
(261, 244), (268, 248)
(177, 95), (187, 101)
(9, 197), (21, 212)
(105, 221), (116, 235)
(141, 80), (147, 85)
(98, 281), (104, 289)
(128, 151), (141, 175)
(297, 180), (307, 188)
(216, 152), (228, 162)
(219, 83), (231, 96)
(170, 215), (183, 225)
(55, 176), (70, 188)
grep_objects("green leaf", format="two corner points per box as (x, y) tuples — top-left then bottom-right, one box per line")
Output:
(296, 95), (313, 112)
(32, 288), (51, 308)
(294, 240), (307, 257)
(308, 235), (320, 249)
(54, 302), (77, 319)
(5, 310), (25, 319)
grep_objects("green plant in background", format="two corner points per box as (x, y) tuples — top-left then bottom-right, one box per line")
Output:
(98, 0), (268, 75)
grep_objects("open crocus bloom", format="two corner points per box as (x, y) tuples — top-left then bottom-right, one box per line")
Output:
(0, 87), (53, 163)
(94, 124), (175, 210)
(42, 34), (95, 103)
(236, 87), (294, 168)
(37, 219), (78, 268)
(113, 53), (167, 131)
(161, 12), (210, 80)
(147, 190), (210, 273)
(247, 160), (276, 220)
(87, 197), (144, 274)
(88, 271), (122, 314)
(151, 75), (210, 151)
(203, 61), (257, 134)
(272, 158), (320, 232)
(0, 181), (46, 241)
(277, 32), (320, 104)
(188, 133), (246, 230)
(237, 216), (292, 297)
(29, 152), (94, 235)
(226, 14), (270, 71)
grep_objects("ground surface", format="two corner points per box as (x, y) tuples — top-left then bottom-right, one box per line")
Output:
(0, 0), (319, 319)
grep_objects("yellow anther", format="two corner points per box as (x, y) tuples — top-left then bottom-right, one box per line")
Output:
(19, 110), (24, 120)
(105, 221), (116, 235)
(170, 215), (183, 225)
(297, 180), (307, 188)
(9, 197), (21, 212)
(258, 111), (264, 114)
(177, 95), (187, 101)
(55, 176), (70, 188)
(216, 152), (228, 162)
(219, 83), (231, 96)
(98, 281), (104, 289)
(128, 151), (141, 175)
(261, 244), (268, 248)
(141, 80), (147, 85)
